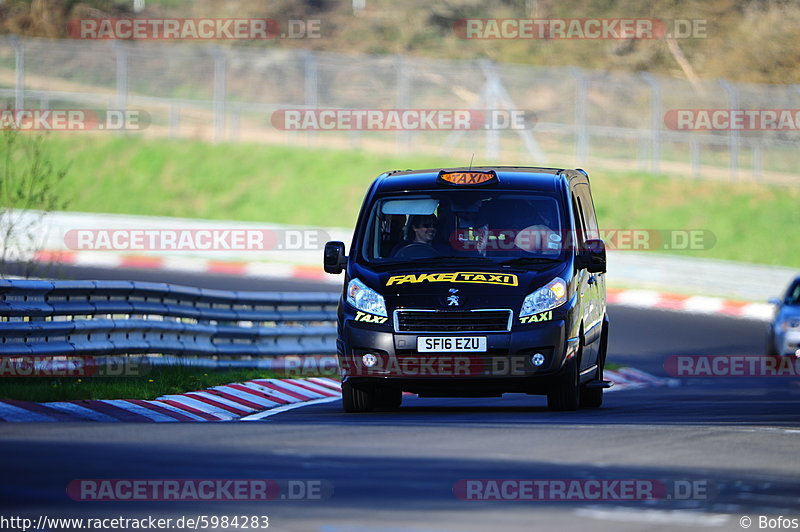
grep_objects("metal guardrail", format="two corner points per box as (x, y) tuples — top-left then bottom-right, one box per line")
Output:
(0, 280), (339, 358)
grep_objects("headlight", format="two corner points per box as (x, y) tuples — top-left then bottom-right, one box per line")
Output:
(781, 319), (800, 332)
(347, 278), (387, 317)
(520, 277), (567, 317)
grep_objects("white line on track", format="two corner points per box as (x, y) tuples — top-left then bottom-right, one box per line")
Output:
(574, 507), (730, 527)
(240, 396), (340, 421)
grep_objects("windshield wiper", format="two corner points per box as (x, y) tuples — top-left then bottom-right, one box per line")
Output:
(368, 256), (489, 270)
(497, 257), (559, 267)
(413, 256), (493, 263)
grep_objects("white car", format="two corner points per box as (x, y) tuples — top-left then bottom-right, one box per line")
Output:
(767, 276), (800, 356)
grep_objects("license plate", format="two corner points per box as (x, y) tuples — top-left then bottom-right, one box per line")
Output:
(417, 337), (487, 353)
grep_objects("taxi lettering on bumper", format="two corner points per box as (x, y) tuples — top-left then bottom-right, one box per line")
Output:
(354, 311), (388, 324)
(519, 310), (553, 324)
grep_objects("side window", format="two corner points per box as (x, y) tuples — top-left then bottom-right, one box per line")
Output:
(788, 282), (800, 305)
(576, 184), (599, 240)
(571, 193), (585, 245)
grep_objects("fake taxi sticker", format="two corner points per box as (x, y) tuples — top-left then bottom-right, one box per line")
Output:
(386, 272), (518, 287)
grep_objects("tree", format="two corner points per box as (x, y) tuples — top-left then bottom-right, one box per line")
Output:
(0, 127), (70, 278)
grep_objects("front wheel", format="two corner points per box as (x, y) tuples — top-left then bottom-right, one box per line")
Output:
(374, 387), (402, 410)
(580, 385), (603, 409)
(766, 328), (779, 356)
(547, 355), (580, 411)
(342, 381), (375, 413)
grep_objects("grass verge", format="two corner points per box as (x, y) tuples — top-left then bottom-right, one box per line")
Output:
(0, 364), (280, 402)
(14, 133), (800, 268)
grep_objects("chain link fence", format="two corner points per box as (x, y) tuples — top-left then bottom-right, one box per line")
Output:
(1, 36), (799, 184)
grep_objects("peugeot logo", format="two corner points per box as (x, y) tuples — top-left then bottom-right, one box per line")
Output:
(447, 288), (460, 307)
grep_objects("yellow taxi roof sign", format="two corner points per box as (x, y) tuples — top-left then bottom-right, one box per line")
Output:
(437, 170), (498, 185)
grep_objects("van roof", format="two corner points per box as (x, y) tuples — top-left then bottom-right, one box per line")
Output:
(373, 166), (579, 194)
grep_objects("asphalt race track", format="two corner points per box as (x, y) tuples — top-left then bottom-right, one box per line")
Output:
(1, 264), (799, 531)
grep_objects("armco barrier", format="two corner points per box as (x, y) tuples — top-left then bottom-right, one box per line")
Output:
(0, 280), (339, 358)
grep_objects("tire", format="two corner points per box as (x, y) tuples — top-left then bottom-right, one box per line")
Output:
(580, 384), (603, 409)
(766, 328), (779, 357)
(342, 381), (375, 413)
(374, 387), (402, 410)
(547, 353), (580, 411)
(581, 322), (607, 409)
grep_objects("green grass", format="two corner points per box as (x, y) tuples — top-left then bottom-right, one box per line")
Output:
(37, 134), (453, 228)
(590, 170), (800, 267)
(0, 363), (283, 402)
(8, 133), (800, 268)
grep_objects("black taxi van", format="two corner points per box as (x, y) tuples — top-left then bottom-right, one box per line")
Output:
(323, 167), (610, 412)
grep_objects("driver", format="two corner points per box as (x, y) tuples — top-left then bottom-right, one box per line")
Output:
(391, 214), (438, 256)
(409, 214), (437, 245)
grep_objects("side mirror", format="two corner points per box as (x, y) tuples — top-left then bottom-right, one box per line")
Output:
(768, 297), (782, 306)
(323, 241), (347, 274)
(584, 239), (606, 274)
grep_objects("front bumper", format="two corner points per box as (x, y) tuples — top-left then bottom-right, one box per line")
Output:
(778, 330), (800, 356)
(338, 318), (573, 395)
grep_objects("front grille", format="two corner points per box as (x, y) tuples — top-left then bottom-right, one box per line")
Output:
(394, 309), (512, 333)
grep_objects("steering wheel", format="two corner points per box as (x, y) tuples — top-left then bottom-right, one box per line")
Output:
(394, 243), (439, 259)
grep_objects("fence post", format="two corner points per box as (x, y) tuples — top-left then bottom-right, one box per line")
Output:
(231, 108), (240, 142)
(718, 79), (739, 181)
(303, 51), (318, 147)
(169, 104), (179, 138)
(752, 143), (761, 181)
(212, 46), (227, 142)
(395, 54), (410, 154)
(10, 35), (24, 110)
(479, 59), (500, 160)
(690, 138), (700, 178)
(571, 68), (589, 165)
(352, 0), (366, 15)
(113, 41), (128, 111)
(640, 72), (661, 175)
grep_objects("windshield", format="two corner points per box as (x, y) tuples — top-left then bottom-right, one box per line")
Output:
(787, 282), (800, 305)
(360, 190), (567, 264)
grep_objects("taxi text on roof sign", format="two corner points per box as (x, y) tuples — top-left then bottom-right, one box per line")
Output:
(437, 170), (498, 185)
(386, 272), (518, 286)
